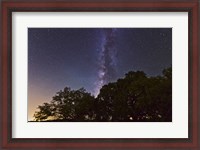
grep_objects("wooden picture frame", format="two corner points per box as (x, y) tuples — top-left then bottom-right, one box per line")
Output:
(1, 0), (199, 149)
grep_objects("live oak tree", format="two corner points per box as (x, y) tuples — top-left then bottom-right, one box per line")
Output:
(33, 87), (95, 121)
(33, 67), (172, 122)
(95, 67), (172, 122)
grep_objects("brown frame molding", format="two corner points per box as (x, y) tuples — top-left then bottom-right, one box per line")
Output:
(1, 0), (199, 149)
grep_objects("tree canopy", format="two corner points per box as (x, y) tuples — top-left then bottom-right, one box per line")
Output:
(33, 67), (172, 122)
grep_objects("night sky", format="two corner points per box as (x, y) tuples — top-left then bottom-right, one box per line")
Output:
(28, 28), (172, 121)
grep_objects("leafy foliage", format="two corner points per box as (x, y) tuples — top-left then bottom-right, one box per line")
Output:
(34, 88), (95, 121)
(33, 67), (172, 122)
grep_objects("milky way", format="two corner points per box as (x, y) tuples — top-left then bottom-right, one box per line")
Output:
(94, 29), (118, 97)
(28, 28), (172, 120)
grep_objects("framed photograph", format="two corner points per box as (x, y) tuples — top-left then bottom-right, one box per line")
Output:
(1, 0), (199, 149)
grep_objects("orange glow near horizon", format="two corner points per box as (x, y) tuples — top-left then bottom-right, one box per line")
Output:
(28, 81), (59, 121)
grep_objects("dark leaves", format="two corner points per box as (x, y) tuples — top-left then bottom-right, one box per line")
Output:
(33, 67), (172, 122)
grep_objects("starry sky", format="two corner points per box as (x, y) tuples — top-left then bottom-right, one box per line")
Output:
(28, 28), (172, 121)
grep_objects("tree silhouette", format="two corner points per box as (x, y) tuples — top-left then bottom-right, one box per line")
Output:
(34, 87), (95, 121)
(33, 67), (172, 122)
(95, 67), (172, 122)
